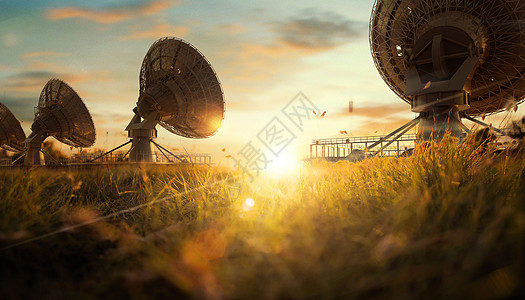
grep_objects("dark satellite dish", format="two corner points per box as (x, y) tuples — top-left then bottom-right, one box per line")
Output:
(370, 0), (525, 140)
(0, 102), (26, 152)
(125, 37), (225, 162)
(24, 79), (96, 165)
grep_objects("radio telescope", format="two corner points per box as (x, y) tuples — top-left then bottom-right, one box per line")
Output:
(94, 37), (225, 163)
(0, 102), (26, 152)
(24, 79), (96, 165)
(370, 0), (525, 140)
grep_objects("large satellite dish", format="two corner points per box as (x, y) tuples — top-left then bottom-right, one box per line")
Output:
(24, 79), (96, 165)
(0, 102), (26, 152)
(124, 37), (225, 162)
(370, 0), (525, 140)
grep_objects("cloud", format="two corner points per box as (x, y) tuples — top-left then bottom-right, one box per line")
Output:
(121, 23), (189, 40)
(3, 71), (56, 93)
(46, 0), (182, 24)
(217, 10), (366, 85)
(22, 51), (70, 59)
(272, 10), (366, 52)
(228, 43), (291, 81)
(2, 70), (111, 94)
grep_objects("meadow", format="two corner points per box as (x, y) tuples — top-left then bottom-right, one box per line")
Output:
(0, 133), (524, 300)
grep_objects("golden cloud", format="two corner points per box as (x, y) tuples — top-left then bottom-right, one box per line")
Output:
(22, 51), (70, 59)
(122, 23), (189, 40)
(46, 0), (182, 24)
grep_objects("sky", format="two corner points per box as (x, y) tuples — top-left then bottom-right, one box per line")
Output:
(1, 0), (523, 165)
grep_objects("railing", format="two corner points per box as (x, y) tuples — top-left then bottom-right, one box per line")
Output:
(0, 151), (212, 166)
(310, 134), (417, 159)
(312, 134), (417, 145)
(71, 150), (212, 164)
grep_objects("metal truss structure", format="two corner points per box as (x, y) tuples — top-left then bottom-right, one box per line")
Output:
(368, 0), (525, 143)
(370, 0), (525, 117)
(310, 134), (418, 161)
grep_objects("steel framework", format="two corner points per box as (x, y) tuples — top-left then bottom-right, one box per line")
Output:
(310, 134), (417, 161)
(370, 0), (525, 117)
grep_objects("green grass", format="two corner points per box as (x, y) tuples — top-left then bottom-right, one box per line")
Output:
(1, 135), (524, 299)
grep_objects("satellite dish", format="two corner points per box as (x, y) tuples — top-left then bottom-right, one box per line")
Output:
(126, 37), (225, 162)
(370, 0), (525, 140)
(0, 102), (26, 152)
(24, 79), (96, 165)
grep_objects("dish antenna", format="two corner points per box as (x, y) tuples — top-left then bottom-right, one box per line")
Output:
(24, 79), (96, 165)
(92, 37), (225, 163)
(370, 0), (525, 141)
(0, 102), (26, 152)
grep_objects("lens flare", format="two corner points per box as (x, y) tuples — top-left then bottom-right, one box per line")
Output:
(243, 198), (255, 211)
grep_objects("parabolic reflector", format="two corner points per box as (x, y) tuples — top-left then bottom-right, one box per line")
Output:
(121, 37), (225, 162)
(138, 37), (225, 138)
(25, 78), (96, 165)
(36, 79), (96, 147)
(0, 102), (26, 152)
(370, 0), (525, 116)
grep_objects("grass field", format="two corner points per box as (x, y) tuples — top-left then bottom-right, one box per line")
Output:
(1, 134), (524, 300)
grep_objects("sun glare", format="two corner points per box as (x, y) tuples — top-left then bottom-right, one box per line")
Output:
(264, 150), (301, 178)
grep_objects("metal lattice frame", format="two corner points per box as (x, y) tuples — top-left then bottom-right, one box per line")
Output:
(370, 0), (525, 116)
(139, 37), (225, 138)
(0, 102), (26, 152)
(37, 79), (96, 147)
